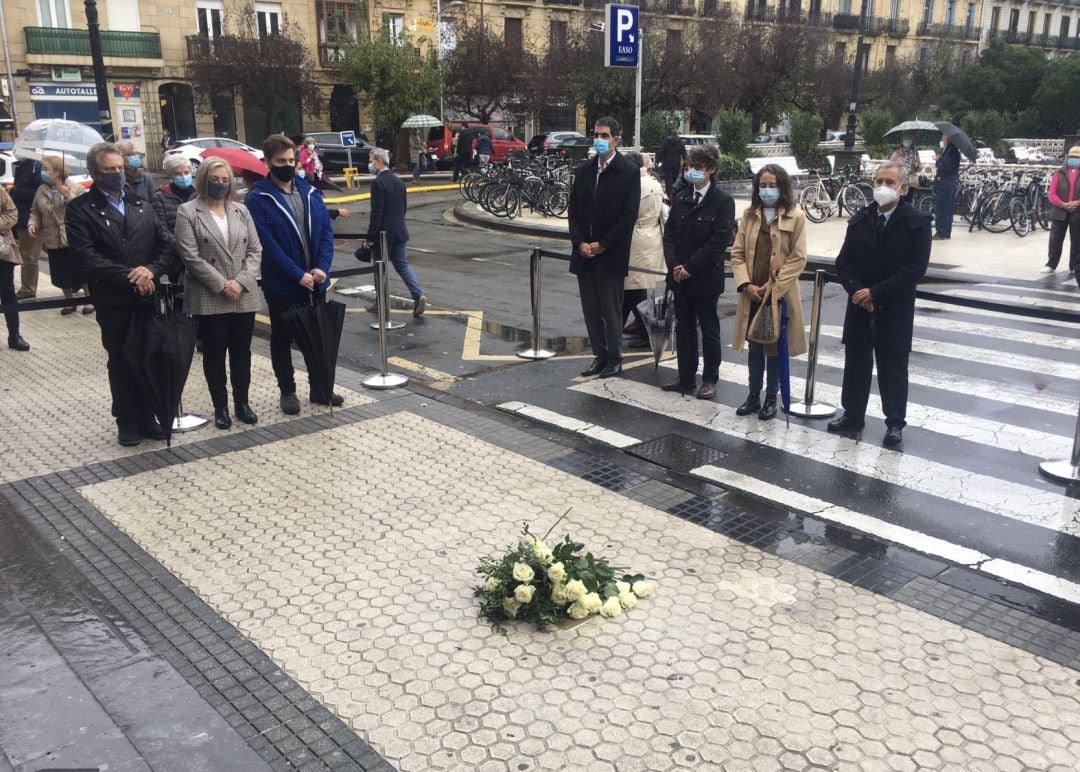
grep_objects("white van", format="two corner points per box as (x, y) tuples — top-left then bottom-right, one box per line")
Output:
(679, 134), (718, 147)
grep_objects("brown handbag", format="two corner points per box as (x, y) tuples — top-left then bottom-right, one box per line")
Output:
(746, 280), (781, 345)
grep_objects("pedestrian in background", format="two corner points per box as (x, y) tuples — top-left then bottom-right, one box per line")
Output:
(151, 155), (196, 234)
(888, 132), (920, 204)
(0, 184), (29, 351)
(366, 147), (426, 317)
(730, 164), (807, 420)
(11, 159), (43, 299)
(28, 155), (91, 316)
(453, 123), (473, 182)
(161, 128), (172, 154)
(246, 134), (341, 414)
(66, 142), (178, 447)
(932, 133), (960, 240)
(475, 130), (493, 172)
(299, 137), (323, 185)
(660, 144), (735, 400)
(828, 161), (931, 447)
(410, 129), (428, 184)
(1044, 144), (1080, 282)
(116, 141), (156, 203)
(623, 152), (664, 349)
(660, 128), (687, 198)
(174, 158), (262, 430)
(568, 116), (641, 380)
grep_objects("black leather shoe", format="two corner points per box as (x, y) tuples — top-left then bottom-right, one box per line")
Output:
(234, 403), (258, 424)
(139, 415), (167, 440)
(214, 407), (232, 430)
(827, 414), (864, 433)
(598, 363), (622, 379)
(883, 427), (903, 447)
(7, 335), (30, 351)
(310, 392), (345, 407)
(758, 394), (778, 421)
(580, 358), (605, 377)
(735, 393), (761, 416)
(661, 380), (695, 393)
(280, 392), (301, 415)
(117, 420), (141, 447)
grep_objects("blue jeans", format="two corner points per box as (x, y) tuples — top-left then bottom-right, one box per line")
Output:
(747, 342), (779, 396)
(387, 241), (423, 300)
(933, 180), (958, 236)
(412, 154), (427, 181)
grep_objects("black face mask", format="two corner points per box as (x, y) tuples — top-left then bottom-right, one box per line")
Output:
(207, 181), (231, 200)
(97, 171), (124, 194)
(270, 165), (295, 183)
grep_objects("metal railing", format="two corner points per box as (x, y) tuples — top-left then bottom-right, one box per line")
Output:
(25, 26), (162, 58)
(699, 0), (734, 18)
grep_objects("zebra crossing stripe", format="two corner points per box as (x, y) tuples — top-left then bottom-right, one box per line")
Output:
(915, 299), (1080, 331)
(936, 288), (1079, 313)
(911, 314), (1080, 352)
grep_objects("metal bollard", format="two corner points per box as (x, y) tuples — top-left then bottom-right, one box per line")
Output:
(517, 247), (555, 360)
(172, 396), (208, 432)
(787, 269), (837, 419)
(1039, 403), (1080, 484)
(362, 236), (409, 391)
(369, 230), (405, 331)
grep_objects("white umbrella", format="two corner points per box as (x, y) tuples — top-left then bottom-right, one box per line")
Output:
(12, 118), (104, 173)
(401, 114), (443, 129)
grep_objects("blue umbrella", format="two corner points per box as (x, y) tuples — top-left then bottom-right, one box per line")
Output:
(778, 298), (791, 426)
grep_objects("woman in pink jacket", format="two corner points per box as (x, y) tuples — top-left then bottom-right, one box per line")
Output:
(1044, 145), (1080, 280)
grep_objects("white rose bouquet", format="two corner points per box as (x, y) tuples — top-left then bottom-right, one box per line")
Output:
(474, 509), (653, 631)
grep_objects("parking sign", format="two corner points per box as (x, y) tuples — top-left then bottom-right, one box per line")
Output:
(604, 3), (639, 68)
(340, 131), (357, 147)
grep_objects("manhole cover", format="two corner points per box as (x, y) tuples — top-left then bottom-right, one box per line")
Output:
(626, 434), (727, 473)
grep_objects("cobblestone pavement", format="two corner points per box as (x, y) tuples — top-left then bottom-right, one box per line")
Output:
(0, 305), (371, 485)
(79, 411), (1080, 771)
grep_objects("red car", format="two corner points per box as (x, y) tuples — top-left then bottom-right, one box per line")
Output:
(426, 124), (526, 168)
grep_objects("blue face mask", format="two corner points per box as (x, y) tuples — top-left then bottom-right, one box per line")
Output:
(368, 162), (376, 174)
(593, 138), (610, 156)
(758, 187), (780, 205)
(684, 169), (705, 186)
(126, 155), (142, 169)
(40, 170), (53, 185)
(296, 168), (306, 179)
(901, 140), (913, 148)
(173, 174), (193, 189)
(1068, 159), (1080, 169)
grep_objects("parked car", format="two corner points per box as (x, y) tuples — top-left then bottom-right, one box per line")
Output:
(751, 133), (775, 144)
(770, 133), (791, 144)
(164, 137), (264, 168)
(552, 136), (595, 161)
(1, 151), (91, 190)
(305, 132), (383, 172)
(825, 130), (865, 143)
(528, 131), (585, 154)
(679, 134), (718, 147)
(427, 123), (527, 168)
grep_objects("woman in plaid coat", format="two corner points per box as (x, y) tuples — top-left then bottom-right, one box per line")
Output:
(175, 158), (263, 430)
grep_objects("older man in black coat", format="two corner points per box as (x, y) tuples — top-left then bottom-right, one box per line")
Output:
(828, 161), (931, 447)
(567, 116), (640, 379)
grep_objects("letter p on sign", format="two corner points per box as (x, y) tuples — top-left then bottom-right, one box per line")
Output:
(616, 9), (635, 42)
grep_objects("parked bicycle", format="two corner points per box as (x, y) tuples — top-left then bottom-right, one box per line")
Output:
(798, 165), (872, 223)
(461, 153), (573, 220)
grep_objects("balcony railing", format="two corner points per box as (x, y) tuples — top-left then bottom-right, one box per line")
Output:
(833, 13), (862, 31)
(916, 21), (979, 39)
(1058, 35), (1080, 49)
(186, 34), (212, 59)
(25, 26), (161, 58)
(873, 17), (909, 36)
(745, 5), (777, 22)
(699, 0), (734, 17)
(544, 0), (583, 5)
(318, 42), (348, 67)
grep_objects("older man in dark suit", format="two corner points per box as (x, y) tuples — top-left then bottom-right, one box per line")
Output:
(828, 160), (931, 447)
(567, 116), (640, 379)
(366, 147), (426, 317)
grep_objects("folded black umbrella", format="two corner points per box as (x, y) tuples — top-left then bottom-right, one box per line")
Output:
(121, 288), (198, 447)
(281, 292), (346, 411)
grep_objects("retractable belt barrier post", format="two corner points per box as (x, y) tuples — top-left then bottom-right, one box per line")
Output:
(787, 269), (837, 419)
(362, 232), (409, 391)
(1040, 403), (1080, 484)
(517, 247), (556, 360)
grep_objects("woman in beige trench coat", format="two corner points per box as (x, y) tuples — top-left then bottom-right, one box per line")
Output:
(730, 164), (807, 420)
(0, 185), (29, 350)
(623, 152), (666, 347)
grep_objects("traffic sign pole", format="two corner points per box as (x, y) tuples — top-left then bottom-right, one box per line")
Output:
(604, 4), (641, 146)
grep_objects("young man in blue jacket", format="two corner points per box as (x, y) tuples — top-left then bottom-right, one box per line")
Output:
(246, 134), (340, 414)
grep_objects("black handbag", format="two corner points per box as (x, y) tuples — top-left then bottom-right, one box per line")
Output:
(354, 242), (372, 263)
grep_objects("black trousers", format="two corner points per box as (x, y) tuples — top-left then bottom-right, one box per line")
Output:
(622, 289), (647, 332)
(841, 341), (910, 429)
(452, 156), (472, 181)
(0, 262), (18, 338)
(674, 287), (722, 385)
(265, 293), (324, 398)
(95, 304), (147, 423)
(577, 269), (624, 366)
(1047, 214), (1080, 271)
(198, 312), (255, 409)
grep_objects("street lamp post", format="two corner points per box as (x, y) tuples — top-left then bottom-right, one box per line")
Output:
(843, 0), (870, 152)
(85, 0), (114, 141)
(436, 0), (464, 124)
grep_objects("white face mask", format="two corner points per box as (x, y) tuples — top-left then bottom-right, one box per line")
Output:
(873, 186), (899, 208)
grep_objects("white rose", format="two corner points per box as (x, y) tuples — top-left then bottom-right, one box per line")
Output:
(512, 562), (535, 583)
(531, 540), (554, 565)
(619, 591), (637, 609)
(502, 597), (521, 617)
(632, 580), (654, 598)
(567, 602), (590, 620)
(582, 592), (602, 614)
(565, 579), (587, 602)
(485, 577), (501, 592)
(601, 596), (623, 617)
(547, 562), (566, 583)
(616, 581), (631, 595)
(551, 583), (569, 605)
(514, 584), (536, 604)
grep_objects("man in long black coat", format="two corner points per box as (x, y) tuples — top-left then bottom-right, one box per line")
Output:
(828, 161), (931, 447)
(660, 129), (687, 197)
(567, 116), (640, 379)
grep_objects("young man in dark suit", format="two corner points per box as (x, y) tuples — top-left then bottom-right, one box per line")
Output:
(567, 116), (641, 379)
(366, 147), (426, 317)
(829, 161), (931, 447)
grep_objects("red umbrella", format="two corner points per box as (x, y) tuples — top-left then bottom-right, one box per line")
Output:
(200, 147), (267, 177)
